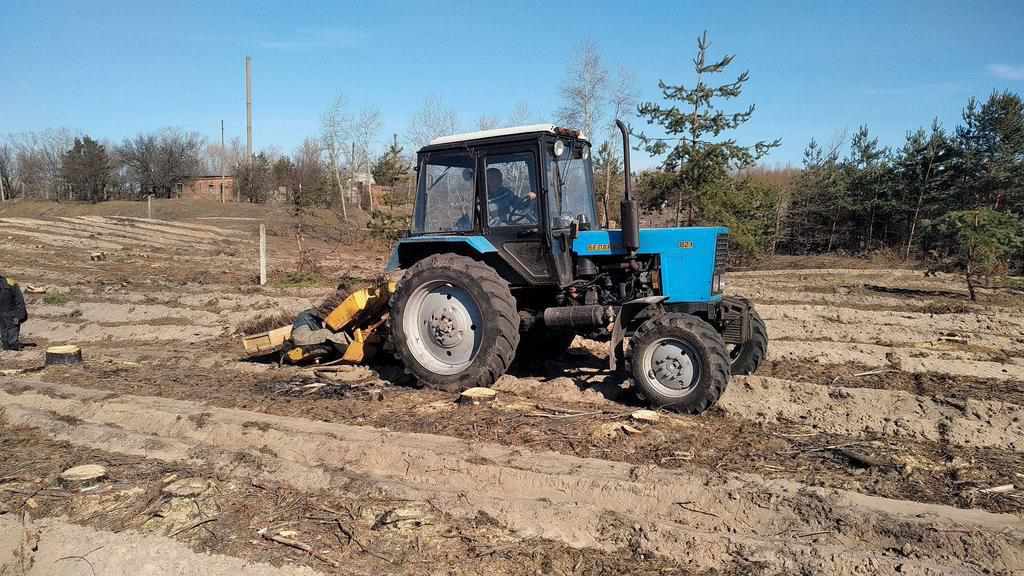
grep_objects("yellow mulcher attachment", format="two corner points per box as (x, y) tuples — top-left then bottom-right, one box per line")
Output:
(242, 281), (397, 365)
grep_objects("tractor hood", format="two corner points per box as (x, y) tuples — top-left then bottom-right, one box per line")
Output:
(572, 227), (728, 303)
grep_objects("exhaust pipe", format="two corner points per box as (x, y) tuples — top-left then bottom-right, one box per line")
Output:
(615, 119), (640, 254)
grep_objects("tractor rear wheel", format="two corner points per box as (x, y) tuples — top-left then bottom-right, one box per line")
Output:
(629, 313), (729, 414)
(390, 254), (519, 392)
(728, 309), (767, 375)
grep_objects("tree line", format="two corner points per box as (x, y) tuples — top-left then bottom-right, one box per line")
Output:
(781, 93), (1023, 262)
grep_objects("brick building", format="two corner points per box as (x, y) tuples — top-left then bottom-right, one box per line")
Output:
(176, 176), (236, 201)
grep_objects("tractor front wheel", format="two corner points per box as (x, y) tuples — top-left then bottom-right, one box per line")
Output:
(390, 254), (519, 392)
(629, 313), (729, 414)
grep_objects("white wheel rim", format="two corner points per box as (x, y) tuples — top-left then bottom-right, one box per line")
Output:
(640, 337), (701, 397)
(403, 280), (482, 375)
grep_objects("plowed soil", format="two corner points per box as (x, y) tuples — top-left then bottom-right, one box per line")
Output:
(2, 202), (1023, 575)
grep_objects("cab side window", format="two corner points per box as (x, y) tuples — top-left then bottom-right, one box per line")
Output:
(485, 152), (539, 227)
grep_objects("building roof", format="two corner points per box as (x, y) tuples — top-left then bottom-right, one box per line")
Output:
(428, 124), (589, 146)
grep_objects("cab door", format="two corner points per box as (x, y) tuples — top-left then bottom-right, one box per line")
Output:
(542, 141), (578, 287)
(480, 145), (554, 284)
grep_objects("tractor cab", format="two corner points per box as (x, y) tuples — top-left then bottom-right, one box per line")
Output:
(391, 124), (596, 287)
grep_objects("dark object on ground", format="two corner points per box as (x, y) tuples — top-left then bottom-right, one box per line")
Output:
(0, 275), (28, 350)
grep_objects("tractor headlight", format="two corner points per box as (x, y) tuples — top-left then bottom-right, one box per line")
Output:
(712, 272), (725, 294)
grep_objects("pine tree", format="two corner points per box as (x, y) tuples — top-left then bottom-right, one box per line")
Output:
(61, 136), (111, 202)
(636, 31), (779, 226)
(371, 134), (409, 187)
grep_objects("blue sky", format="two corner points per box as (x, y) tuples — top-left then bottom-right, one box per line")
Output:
(2, 0), (1022, 168)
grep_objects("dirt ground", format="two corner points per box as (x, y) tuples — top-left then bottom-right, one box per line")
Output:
(2, 201), (1024, 575)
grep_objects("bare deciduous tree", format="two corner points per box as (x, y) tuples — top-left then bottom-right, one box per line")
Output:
(321, 95), (351, 220)
(598, 67), (638, 226)
(353, 108), (382, 212)
(118, 129), (203, 198)
(408, 96), (458, 150)
(477, 115), (499, 131)
(556, 41), (608, 139)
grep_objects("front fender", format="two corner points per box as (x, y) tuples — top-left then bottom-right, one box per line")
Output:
(609, 295), (667, 371)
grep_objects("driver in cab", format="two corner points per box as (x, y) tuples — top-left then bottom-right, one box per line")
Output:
(487, 168), (537, 226)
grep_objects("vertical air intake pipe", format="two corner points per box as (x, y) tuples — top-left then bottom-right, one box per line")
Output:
(615, 119), (640, 254)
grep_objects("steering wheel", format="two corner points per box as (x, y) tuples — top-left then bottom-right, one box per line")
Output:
(504, 194), (537, 225)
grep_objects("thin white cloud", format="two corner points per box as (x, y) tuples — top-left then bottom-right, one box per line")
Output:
(988, 64), (1024, 81)
(261, 26), (369, 51)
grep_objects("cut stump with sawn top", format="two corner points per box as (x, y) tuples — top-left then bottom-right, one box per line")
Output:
(459, 387), (497, 405)
(45, 345), (82, 366)
(59, 464), (107, 490)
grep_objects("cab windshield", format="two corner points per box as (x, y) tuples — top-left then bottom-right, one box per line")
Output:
(546, 142), (596, 229)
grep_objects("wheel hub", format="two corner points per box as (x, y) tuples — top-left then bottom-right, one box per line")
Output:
(644, 338), (698, 392)
(428, 306), (466, 348)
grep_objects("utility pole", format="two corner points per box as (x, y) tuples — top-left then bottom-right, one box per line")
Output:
(220, 119), (225, 204)
(245, 56), (253, 161)
(245, 56), (253, 203)
(0, 171), (5, 202)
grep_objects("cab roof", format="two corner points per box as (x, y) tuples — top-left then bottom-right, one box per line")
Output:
(427, 124), (589, 147)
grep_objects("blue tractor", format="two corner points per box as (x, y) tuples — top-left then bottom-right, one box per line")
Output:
(386, 121), (766, 413)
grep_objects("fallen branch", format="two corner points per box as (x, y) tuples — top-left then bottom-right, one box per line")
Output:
(852, 368), (897, 378)
(524, 410), (607, 419)
(833, 447), (888, 468)
(674, 501), (719, 518)
(795, 530), (833, 538)
(258, 528), (339, 568)
(790, 441), (867, 456)
(979, 484), (1015, 494)
(335, 519), (394, 564)
(170, 515), (219, 537)
(55, 546), (104, 576)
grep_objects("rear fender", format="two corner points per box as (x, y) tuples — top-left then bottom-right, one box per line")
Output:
(386, 235), (498, 272)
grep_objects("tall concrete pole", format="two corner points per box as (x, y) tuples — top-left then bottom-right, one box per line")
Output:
(245, 56), (253, 161)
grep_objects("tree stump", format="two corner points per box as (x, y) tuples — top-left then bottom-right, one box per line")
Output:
(59, 464), (107, 490)
(631, 409), (662, 424)
(45, 345), (82, 366)
(459, 387), (497, 405)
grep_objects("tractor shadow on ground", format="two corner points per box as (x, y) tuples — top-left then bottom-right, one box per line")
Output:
(509, 346), (646, 408)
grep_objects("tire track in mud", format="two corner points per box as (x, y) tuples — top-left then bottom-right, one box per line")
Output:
(2, 379), (1022, 575)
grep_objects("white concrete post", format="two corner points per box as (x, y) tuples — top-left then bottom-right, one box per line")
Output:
(147, 195), (152, 219)
(259, 224), (267, 286)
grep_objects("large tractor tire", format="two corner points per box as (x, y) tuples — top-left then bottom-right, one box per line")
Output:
(628, 313), (730, 414)
(390, 254), (519, 392)
(728, 309), (767, 375)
